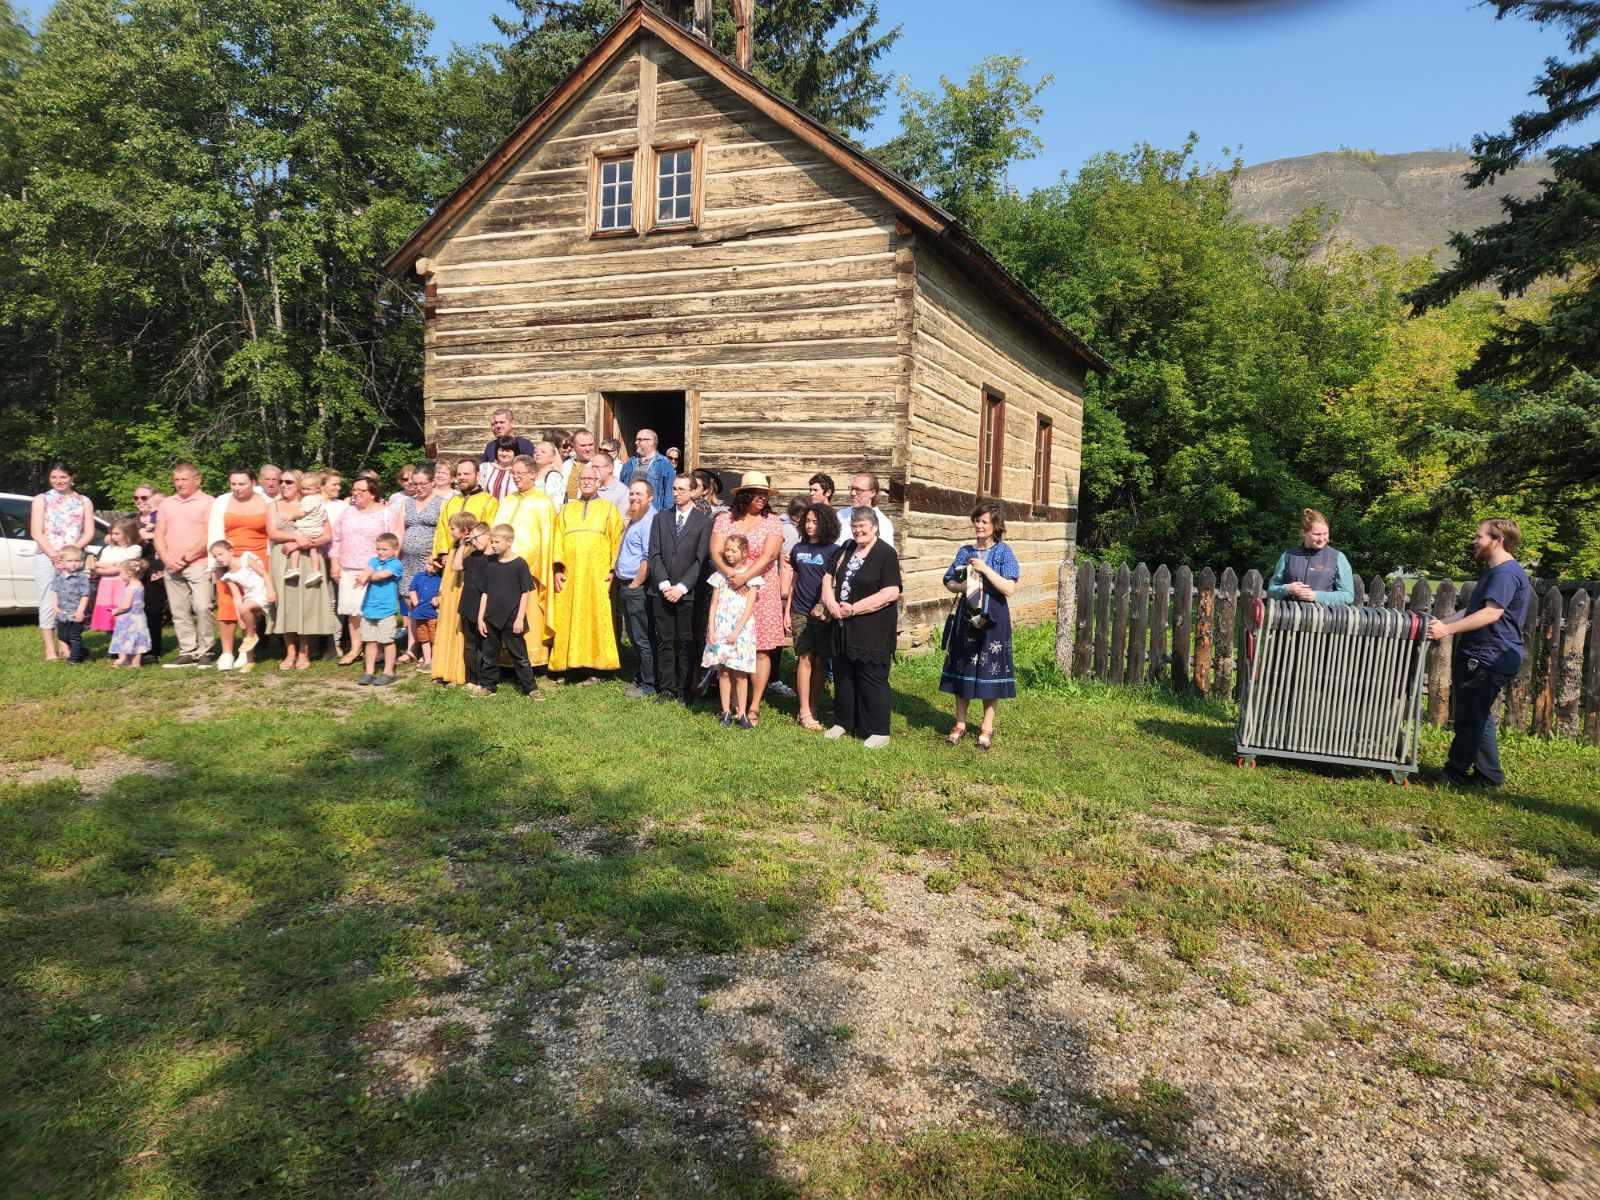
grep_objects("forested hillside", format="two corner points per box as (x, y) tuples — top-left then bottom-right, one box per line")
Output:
(0, 0), (1594, 578)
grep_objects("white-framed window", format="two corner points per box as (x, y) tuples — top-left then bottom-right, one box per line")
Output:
(595, 154), (635, 233)
(655, 146), (696, 225)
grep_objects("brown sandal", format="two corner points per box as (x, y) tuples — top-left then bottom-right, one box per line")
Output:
(947, 724), (967, 746)
(800, 715), (824, 731)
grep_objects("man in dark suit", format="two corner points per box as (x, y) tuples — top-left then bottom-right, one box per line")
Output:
(648, 473), (712, 703)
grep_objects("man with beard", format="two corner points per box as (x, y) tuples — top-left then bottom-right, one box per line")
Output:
(431, 459), (499, 557)
(549, 465), (623, 679)
(1426, 518), (1533, 789)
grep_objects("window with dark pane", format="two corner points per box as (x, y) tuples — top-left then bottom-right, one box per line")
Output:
(597, 156), (634, 231)
(656, 148), (695, 224)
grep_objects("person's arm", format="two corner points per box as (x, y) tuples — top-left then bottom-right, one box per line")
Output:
(206, 497), (227, 550)
(970, 545), (1019, 599)
(729, 588), (757, 643)
(1428, 602), (1505, 641)
(477, 591), (489, 638)
(1313, 551), (1355, 605)
(629, 555), (649, 588)
(1265, 551), (1294, 601)
(706, 584), (720, 644)
(407, 588), (420, 609)
(73, 501), (96, 551)
(780, 552), (795, 631)
(731, 529), (781, 589)
(821, 570), (843, 620)
(73, 582), (89, 622)
(30, 495), (58, 560)
(368, 561), (397, 581)
(944, 547), (969, 594)
(513, 581), (530, 636)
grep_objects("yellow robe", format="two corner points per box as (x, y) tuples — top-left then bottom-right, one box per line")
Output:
(430, 549), (469, 686)
(550, 497), (623, 671)
(430, 490), (499, 557)
(494, 486), (558, 665)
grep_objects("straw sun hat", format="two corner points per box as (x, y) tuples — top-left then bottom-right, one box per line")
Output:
(733, 470), (778, 495)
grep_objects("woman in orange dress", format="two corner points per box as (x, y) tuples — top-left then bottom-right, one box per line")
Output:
(206, 467), (273, 670)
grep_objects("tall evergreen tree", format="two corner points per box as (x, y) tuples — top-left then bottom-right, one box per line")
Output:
(1408, 0), (1600, 391)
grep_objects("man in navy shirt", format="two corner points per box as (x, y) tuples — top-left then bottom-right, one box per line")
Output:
(1426, 518), (1533, 787)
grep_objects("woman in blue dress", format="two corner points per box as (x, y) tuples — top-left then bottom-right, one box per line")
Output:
(939, 500), (1019, 751)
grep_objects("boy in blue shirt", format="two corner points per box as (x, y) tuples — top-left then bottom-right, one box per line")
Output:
(357, 533), (402, 686)
(405, 563), (441, 671)
(1426, 518), (1533, 787)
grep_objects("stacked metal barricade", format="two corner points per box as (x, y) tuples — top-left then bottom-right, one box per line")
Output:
(1235, 599), (1428, 782)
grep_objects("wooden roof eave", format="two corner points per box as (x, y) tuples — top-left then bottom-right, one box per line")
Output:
(382, 6), (1110, 378)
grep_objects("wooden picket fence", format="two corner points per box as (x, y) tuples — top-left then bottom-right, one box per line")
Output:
(1058, 560), (1600, 744)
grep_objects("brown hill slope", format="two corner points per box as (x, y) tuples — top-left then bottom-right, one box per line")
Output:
(1230, 150), (1549, 260)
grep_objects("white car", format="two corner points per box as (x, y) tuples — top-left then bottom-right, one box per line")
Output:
(0, 493), (112, 616)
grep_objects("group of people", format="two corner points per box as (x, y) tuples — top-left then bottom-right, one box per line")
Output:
(1266, 507), (1534, 789)
(27, 408), (1024, 748)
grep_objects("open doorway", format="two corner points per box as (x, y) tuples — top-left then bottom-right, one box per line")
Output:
(602, 391), (687, 465)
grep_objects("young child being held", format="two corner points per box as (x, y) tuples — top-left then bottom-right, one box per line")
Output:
(50, 546), (92, 664)
(90, 518), (143, 633)
(701, 533), (762, 728)
(109, 558), (152, 667)
(356, 531), (402, 686)
(211, 539), (276, 670)
(284, 469), (327, 584)
(470, 523), (539, 697)
(405, 561), (441, 671)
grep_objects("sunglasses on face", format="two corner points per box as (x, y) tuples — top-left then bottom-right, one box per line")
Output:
(134, 493), (152, 501)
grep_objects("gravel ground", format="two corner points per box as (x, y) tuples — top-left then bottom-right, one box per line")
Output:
(456, 818), (1600, 1200)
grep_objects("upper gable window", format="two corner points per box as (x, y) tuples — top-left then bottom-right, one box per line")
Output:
(594, 153), (635, 233)
(655, 145), (697, 226)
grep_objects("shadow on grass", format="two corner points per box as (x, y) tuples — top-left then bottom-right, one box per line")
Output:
(0, 687), (1347, 1198)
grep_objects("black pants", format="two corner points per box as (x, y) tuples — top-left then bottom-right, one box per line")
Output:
(479, 622), (536, 694)
(461, 621), (483, 687)
(144, 577), (169, 655)
(832, 653), (890, 738)
(57, 620), (86, 663)
(1446, 651), (1517, 786)
(652, 592), (697, 699)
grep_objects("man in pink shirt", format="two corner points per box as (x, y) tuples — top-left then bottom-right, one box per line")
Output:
(155, 462), (217, 667)
(330, 477), (402, 665)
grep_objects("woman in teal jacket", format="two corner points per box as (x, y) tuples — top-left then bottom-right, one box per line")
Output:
(1267, 508), (1355, 604)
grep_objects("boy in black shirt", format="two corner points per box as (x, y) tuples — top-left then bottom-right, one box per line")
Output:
(456, 522), (491, 687)
(472, 523), (539, 697)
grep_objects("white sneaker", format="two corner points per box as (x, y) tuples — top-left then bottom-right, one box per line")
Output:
(863, 734), (891, 750)
(215, 652), (236, 671)
(824, 725), (847, 740)
(283, 567), (300, 582)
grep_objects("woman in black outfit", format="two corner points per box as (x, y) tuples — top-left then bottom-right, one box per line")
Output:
(822, 506), (902, 748)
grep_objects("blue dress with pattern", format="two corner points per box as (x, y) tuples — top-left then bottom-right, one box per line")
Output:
(110, 583), (153, 656)
(939, 542), (1018, 700)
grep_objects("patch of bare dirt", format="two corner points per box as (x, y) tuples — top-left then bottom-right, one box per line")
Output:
(12, 749), (177, 797)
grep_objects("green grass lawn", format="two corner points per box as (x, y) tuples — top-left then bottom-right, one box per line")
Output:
(2, 620), (1597, 1198)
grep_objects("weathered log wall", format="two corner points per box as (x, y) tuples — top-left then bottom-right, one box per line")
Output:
(900, 245), (1085, 627)
(423, 38), (903, 499)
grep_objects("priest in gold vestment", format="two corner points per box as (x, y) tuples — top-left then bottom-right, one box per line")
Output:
(550, 464), (624, 673)
(431, 459), (499, 556)
(493, 456), (559, 665)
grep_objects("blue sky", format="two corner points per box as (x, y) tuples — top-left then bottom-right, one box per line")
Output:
(417, 0), (1596, 191)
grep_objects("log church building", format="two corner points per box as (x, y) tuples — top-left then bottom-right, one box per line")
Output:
(384, 0), (1107, 629)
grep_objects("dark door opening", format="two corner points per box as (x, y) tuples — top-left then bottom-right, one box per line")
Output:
(602, 391), (686, 465)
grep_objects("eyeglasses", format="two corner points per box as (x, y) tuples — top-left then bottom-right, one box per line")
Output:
(133, 493), (152, 501)
(848, 487), (871, 495)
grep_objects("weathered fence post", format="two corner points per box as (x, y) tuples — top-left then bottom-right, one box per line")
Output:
(1149, 564), (1172, 684)
(1073, 559), (1095, 679)
(1556, 590), (1590, 740)
(1505, 593), (1536, 734)
(1173, 565), (1193, 693)
(1055, 550), (1076, 676)
(1533, 586), (1564, 737)
(1426, 580), (1456, 726)
(1215, 567), (1238, 702)
(1129, 564), (1151, 685)
(1093, 562), (1112, 680)
(1409, 577), (1430, 615)
(1588, 589), (1600, 745)
(1389, 577), (1407, 611)
(1369, 575), (1388, 609)
(1109, 564), (1132, 685)
(1194, 567), (1216, 699)
(1350, 574), (1366, 607)
(1238, 570), (1263, 702)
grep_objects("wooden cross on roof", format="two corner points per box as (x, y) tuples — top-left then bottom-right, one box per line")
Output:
(620, 0), (754, 71)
